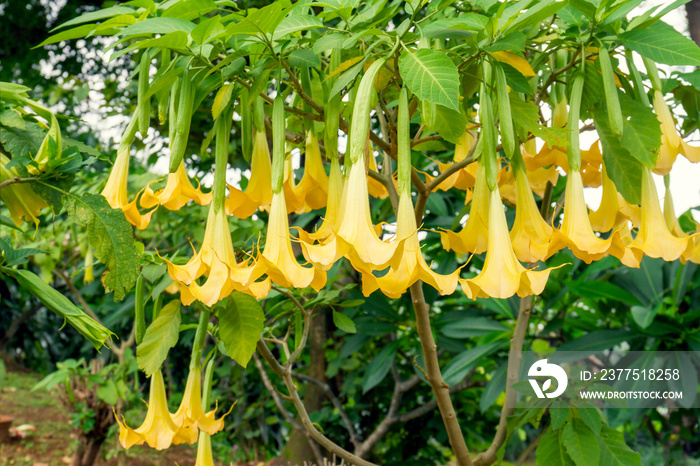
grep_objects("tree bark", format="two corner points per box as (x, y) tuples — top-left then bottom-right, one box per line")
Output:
(687, 1), (700, 45)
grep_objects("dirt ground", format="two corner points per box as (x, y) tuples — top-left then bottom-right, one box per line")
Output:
(0, 370), (209, 466)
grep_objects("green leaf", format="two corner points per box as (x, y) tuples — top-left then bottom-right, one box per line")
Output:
(485, 31), (526, 53)
(191, 16), (224, 45)
(630, 305), (657, 329)
(66, 193), (141, 301)
(509, 95), (566, 146)
(274, 14), (324, 39)
(441, 317), (509, 339)
(537, 428), (576, 466)
(110, 31), (189, 60)
(161, 0), (216, 21)
(362, 341), (399, 393)
(596, 114), (643, 205)
(0, 267), (113, 350)
(332, 310), (356, 333)
(598, 425), (642, 466)
(620, 26), (700, 67)
(556, 330), (636, 359)
(226, 2), (289, 36)
(564, 281), (641, 306)
(667, 352), (697, 408)
(288, 49), (320, 68)
(399, 48), (460, 111)
(480, 363), (507, 412)
(0, 122), (44, 158)
(117, 17), (196, 37)
(443, 341), (503, 386)
(218, 291), (265, 368)
(96, 379), (119, 405)
(0, 238), (42, 266)
(212, 83), (235, 120)
(562, 419), (600, 466)
(550, 399), (570, 431)
(618, 96), (662, 168)
(36, 24), (98, 47)
(423, 104), (466, 144)
(136, 300), (181, 376)
(51, 6), (137, 31)
(577, 404), (602, 434)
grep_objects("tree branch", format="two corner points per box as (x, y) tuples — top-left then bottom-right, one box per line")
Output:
(473, 296), (534, 466)
(0, 177), (38, 190)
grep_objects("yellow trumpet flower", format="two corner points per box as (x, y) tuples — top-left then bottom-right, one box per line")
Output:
(290, 131), (329, 211)
(427, 132), (478, 192)
(440, 161), (489, 255)
(84, 247), (95, 283)
(164, 205), (270, 306)
(296, 156), (344, 245)
(115, 370), (184, 450)
(141, 162), (212, 210)
(101, 144), (154, 230)
(628, 167), (693, 261)
(547, 170), (612, 262)
(509, 166), (553, 263)
(282, 155), (307, 214)
(195, 432), (215, 466)
(301, 158), (407, 273)
(261, 191), (326, 290)
(460, 188), (556, 299)
(653, 90), (700, 175)
(366, 150), (390, 199)
(589, 164), (640, 232)
(362, 191), (459, 298)
(663, 185), (685, 237)
(227, 130), (273, 218)
(172, 366), (229, 442)
(0, 154), (49, 228)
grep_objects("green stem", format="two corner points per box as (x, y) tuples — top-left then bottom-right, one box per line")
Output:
(397, 87), (411, 196)
(213, 108), (232, 211)
(271, 96), (285, 194)
(201, 356), (215, 410)
(190, 309), (210, 369)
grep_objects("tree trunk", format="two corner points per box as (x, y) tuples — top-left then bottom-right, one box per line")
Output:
(275, 311), (328, 465)
(687, 0), (700, 45)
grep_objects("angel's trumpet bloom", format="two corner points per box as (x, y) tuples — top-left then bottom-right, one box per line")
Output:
(302, 159), (407, 273)
(362, 191), (459, 298)
(166, 205), (269, 306)
(663, 182), (686, 238)
(261, 191), (326, 290)
(0, 154), (48, 228)
(628, 167), (693, 261)
(101, 144), (154, 229)
(460, 188), (555, 299)
(653, 90), (700, 175)
(282, 156), (307, 214)
(509, 167), (553, 263)
(172, 366), (229, 443)
(428, 132), (478, 191)
(297, 157), (344, 245)
(547, 170), (637, 266)
(440, 161), (489, 254)
(290, 131), (329, 211)
(589, 164), (640, 232)
(115, 371), (183, 450)
(195, 432), (215, 466)
(84, 247), (95, 283)
(227, 131), (273, 218)
(141, 162), (211, 210)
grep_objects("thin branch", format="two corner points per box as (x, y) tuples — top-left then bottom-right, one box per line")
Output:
(282, 60), (325, 114)
(473, 296), (534, 466)
(292, 371), (361, 449)
(411, 134), (443, 147)
(53, 269), (102, 325)
(515, 426), (547, 466)
(0, 177), (38, 190)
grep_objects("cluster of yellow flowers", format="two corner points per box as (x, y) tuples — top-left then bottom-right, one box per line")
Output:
(94, 61), (700, 310)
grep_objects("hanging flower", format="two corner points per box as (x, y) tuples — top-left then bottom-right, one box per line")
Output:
(460, 187), (556, 299)
(0, 154), (49, 228)
(140, 161), (211, 211)
(589, 163), (639, 233)
(426, 132), (478, 192)
(101, 143), (154, 230)
(296, 156), (344, 245)
(195, 432), (215, 466)
(172, 366), (229, 442)
(628, 167), (693, 261)
(260, 190), (326, 289)
(509, 165), (553, 263)
(226, 130), (273, 218)
(282, 155), (307, 214)
(115, 370), (184, 450)
(440, 161), (490, 255)
(366, 150), (390, 199)
(289, 131), (329, 211)
(362, 191), (459, 298)
(653, 90), (700, 175)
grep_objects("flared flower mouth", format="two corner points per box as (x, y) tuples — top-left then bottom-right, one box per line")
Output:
(653, 90), (700, 175)
(140, 161), (212, 211)
(227, 130), (273, 218)
(0, 154), (49, 229)
(509, 165), (553, 263)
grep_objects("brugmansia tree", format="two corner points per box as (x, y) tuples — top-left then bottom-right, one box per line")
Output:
(2, 0), (700, 464)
